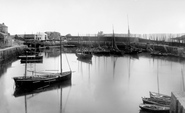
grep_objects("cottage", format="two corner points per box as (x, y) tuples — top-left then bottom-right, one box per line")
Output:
(36, 32), (48, 41)
(0, 23), (12, 48)
(0, 23), (8, 34)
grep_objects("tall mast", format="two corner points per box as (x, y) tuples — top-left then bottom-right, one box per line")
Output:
(112, 26), (118, 50)
(127, 15), (130, 38)
(112, 25), (115, 48)
(60, 36), (62, 74)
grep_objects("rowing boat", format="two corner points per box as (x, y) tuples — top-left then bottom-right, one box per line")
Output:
(150, 91), (171, 101)
(142, 97), (170, 107)
(139, 103), (170, 112)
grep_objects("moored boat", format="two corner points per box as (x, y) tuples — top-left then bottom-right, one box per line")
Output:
(139, 103), (170, 112)
(13, 37), (72, 90)
(142, 97), (170, 107)
(149, 91), (171, 101)
(92, 46), (110, 56)
(109, 28), (124, 56)
(20, 59), (43, 63)
(13, 71), (71, 90)
(76, 35), (93, 60)
(18, 55), (43, 60)
(76, 52), (93, 60)
(14, 79), (71, 97)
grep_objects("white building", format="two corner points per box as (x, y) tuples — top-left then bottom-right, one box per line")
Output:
(36, 32), (48, 41)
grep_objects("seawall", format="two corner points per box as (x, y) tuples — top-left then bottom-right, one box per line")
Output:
(171, 92), (185, 113)
(0, 45), (27, 62)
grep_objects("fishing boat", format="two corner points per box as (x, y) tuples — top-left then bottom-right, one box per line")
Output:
(75, 35), (92, 60)
(18, 54), (43, 60)
(18, 47), (43, 63)
(19, 54), (43, 63)
(92, 36), (110, 56)
(14, 79), (71, 97)
(123, 15), (139, 55)
(76, 50), (93, 60)
(124, 45), (140, 55)
(150, 51), (168, 56)
(149, 91), (171, 101)
(142, 97), (170, 107)
(93, 46), (110, 56)
(20, 58), (43, 63)
(109, 28), (124, 56)
(23, 47), (39, 55)
(13, 37), (72, 90)
(139, 103), (170, 112)
(63, 44), (76, 48)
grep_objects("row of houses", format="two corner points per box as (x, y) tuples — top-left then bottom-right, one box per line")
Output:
(0, 22), (63, 48)
(16, 32), (61, 41)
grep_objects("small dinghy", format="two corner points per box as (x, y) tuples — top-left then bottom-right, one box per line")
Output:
(139, 103), (170, 112)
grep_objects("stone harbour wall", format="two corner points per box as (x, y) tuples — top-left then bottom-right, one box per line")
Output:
(0, 45), (27, 61)
(171, 92), (185, 113)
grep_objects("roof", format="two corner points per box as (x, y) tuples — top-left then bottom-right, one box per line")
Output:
(0, 23), (7, 28)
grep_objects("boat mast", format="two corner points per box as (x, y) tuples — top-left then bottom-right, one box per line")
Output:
(127, 15), (130, 45)
(127, 15), (130, 38)
(60, 36), (62, 74)
(112, 25), (115, 48)
(112, 26), (119, 50)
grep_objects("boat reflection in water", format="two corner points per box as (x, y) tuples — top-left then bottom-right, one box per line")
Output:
(13, 80), (71, 113)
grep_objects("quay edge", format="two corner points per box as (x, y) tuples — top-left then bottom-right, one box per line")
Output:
(171, 92), (185, 113)
(0, 45), (27, 62)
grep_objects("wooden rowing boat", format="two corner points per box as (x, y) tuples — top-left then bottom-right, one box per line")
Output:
(139, 103), (170, 112)
(142, 97), (170, 107)
(150, 91), (171, 101)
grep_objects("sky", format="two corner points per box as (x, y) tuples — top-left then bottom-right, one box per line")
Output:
(0, 0), (185, 35)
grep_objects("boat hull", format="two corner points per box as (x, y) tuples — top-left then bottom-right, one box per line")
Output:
(13, 71), (72, 90)
(14, 79), (72, 97)
(20, 59), (43, 63)
(18, 55), (43, 60)
(139, 103), (170, 112)
(142, 97), (170, 107)
(93, 51), (110, 56)
(149, 91), (171, 101)
(76, 53), (92, 60)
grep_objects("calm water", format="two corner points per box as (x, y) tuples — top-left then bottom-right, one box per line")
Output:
(0, 48), (185, 113)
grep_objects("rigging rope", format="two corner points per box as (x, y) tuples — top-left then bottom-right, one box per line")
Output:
(64, 53), (72, 71)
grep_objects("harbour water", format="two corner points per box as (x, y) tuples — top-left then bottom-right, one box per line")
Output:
(0, 48), (185, 113)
